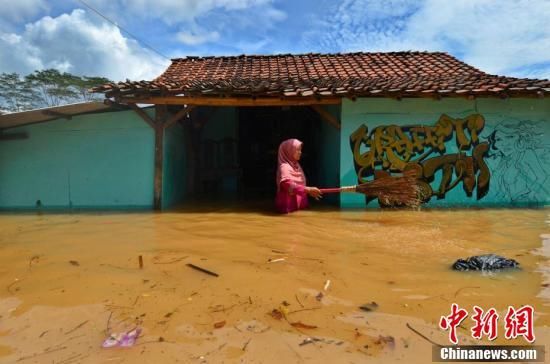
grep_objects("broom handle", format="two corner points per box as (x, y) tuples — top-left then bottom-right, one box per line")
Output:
(319, 186), (357, 194)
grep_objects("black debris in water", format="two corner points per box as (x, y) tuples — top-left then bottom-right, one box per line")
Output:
(452, 254), (520, 271)
(359, 301), (379, 312)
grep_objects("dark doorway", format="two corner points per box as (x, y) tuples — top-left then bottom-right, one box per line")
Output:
(238, 106), (322, 199)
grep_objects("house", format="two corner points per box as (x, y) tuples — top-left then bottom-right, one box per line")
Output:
(1, 52), (549, 210)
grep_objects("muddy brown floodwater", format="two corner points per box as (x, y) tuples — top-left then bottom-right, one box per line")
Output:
(0, 204), (549, 363)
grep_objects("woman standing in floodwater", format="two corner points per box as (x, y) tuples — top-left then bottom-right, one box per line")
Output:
(275, 138), (322, 213)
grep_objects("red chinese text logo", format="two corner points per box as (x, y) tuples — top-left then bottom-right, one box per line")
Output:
(504, 305), (535, 343)
(440, 304), (535, 344)
(439, 303), (469, 344)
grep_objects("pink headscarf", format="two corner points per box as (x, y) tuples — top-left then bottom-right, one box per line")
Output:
(276, 139), (306, 191)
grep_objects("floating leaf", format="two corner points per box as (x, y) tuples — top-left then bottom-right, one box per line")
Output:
(214, 321), (226, 329)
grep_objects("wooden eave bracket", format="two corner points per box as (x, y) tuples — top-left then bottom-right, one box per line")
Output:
(128, 103), (155, 128)
(164, 106), (195, 129)
(310, 104), (341, 130)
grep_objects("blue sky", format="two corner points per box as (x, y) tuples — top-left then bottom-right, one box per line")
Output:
(0, 0), (549, 82)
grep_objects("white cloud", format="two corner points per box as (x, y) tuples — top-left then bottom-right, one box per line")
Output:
(176, 30), (220, 45)
(83, 0), (285, 48)
(407, 0), (550, 78)
(0, 9), (169, 81)
(119, 0), (273, 25)
(0, 0), (48, 23)
(304, 0), (550, 79)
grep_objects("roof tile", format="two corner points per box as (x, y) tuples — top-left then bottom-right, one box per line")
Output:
(94, 52), (550, 98)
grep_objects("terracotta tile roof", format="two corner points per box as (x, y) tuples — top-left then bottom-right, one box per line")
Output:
(95, 52), (550, 98)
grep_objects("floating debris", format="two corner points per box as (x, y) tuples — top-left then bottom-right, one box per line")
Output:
(186, 263), (219, 277)
(268, 258), (286, 263)
(270, 309), (284, 320)
(452, 254), (519, 271)
(69, 260), (80, 266)
(214, 321), (226, 329)
(102, 327), (142, 348)
(242, 338), (252, 351)
(152, 255), (188, 264)
(290, 322), (317, 329)
(299, 337), (321, 346)
(359, 301), (378, 312)
(64, 320), (89, 335)
(323, 280), (331, 291)
(406, 323), (444, 347)
(29, 255), (41, 268)
(374, 335), (395, 350)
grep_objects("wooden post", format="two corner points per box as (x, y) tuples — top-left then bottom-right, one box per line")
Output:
(154, 105), (167, 210)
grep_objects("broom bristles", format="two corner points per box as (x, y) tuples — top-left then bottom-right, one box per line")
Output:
(355, 170), (421, 207)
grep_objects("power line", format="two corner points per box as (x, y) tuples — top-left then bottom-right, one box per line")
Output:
(75, 0), (170, 60)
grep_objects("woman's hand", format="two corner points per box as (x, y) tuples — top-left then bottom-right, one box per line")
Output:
(305, 186), (323, 200)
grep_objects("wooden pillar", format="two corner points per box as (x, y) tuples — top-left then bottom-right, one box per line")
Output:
(154, 105), (167, 210)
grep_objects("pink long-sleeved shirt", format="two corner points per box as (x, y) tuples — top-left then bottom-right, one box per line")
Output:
(275, 180), (309, 214)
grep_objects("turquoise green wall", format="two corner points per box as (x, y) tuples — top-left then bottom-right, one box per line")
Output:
(0, 109), (155, 209)
(162, 122), (186, 208)
(340, 98), (550, 208)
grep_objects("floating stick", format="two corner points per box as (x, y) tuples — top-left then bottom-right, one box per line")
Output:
(186, 263), (219, 277)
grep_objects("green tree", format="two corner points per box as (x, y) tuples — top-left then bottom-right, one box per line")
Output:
(0, 72), (39, 112)
(0, 69), (113, 111)
(25, 69), (79, 107)
(70, 75), (112, 102)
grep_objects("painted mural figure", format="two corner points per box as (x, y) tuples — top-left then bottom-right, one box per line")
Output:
(486, 120), (549, 203)
(350, 114), (491, 206)
(275, 139), (322, 213)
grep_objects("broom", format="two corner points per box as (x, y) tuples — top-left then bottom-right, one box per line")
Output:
(319, 170), (421, 207)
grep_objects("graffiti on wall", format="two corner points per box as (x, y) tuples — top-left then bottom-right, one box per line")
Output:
(485, 120), (549, 203)
(349, 114), (491, 206)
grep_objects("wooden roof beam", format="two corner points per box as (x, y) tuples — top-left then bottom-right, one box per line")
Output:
(310, 105), (340, 130)
(119, 96), (341, 107)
